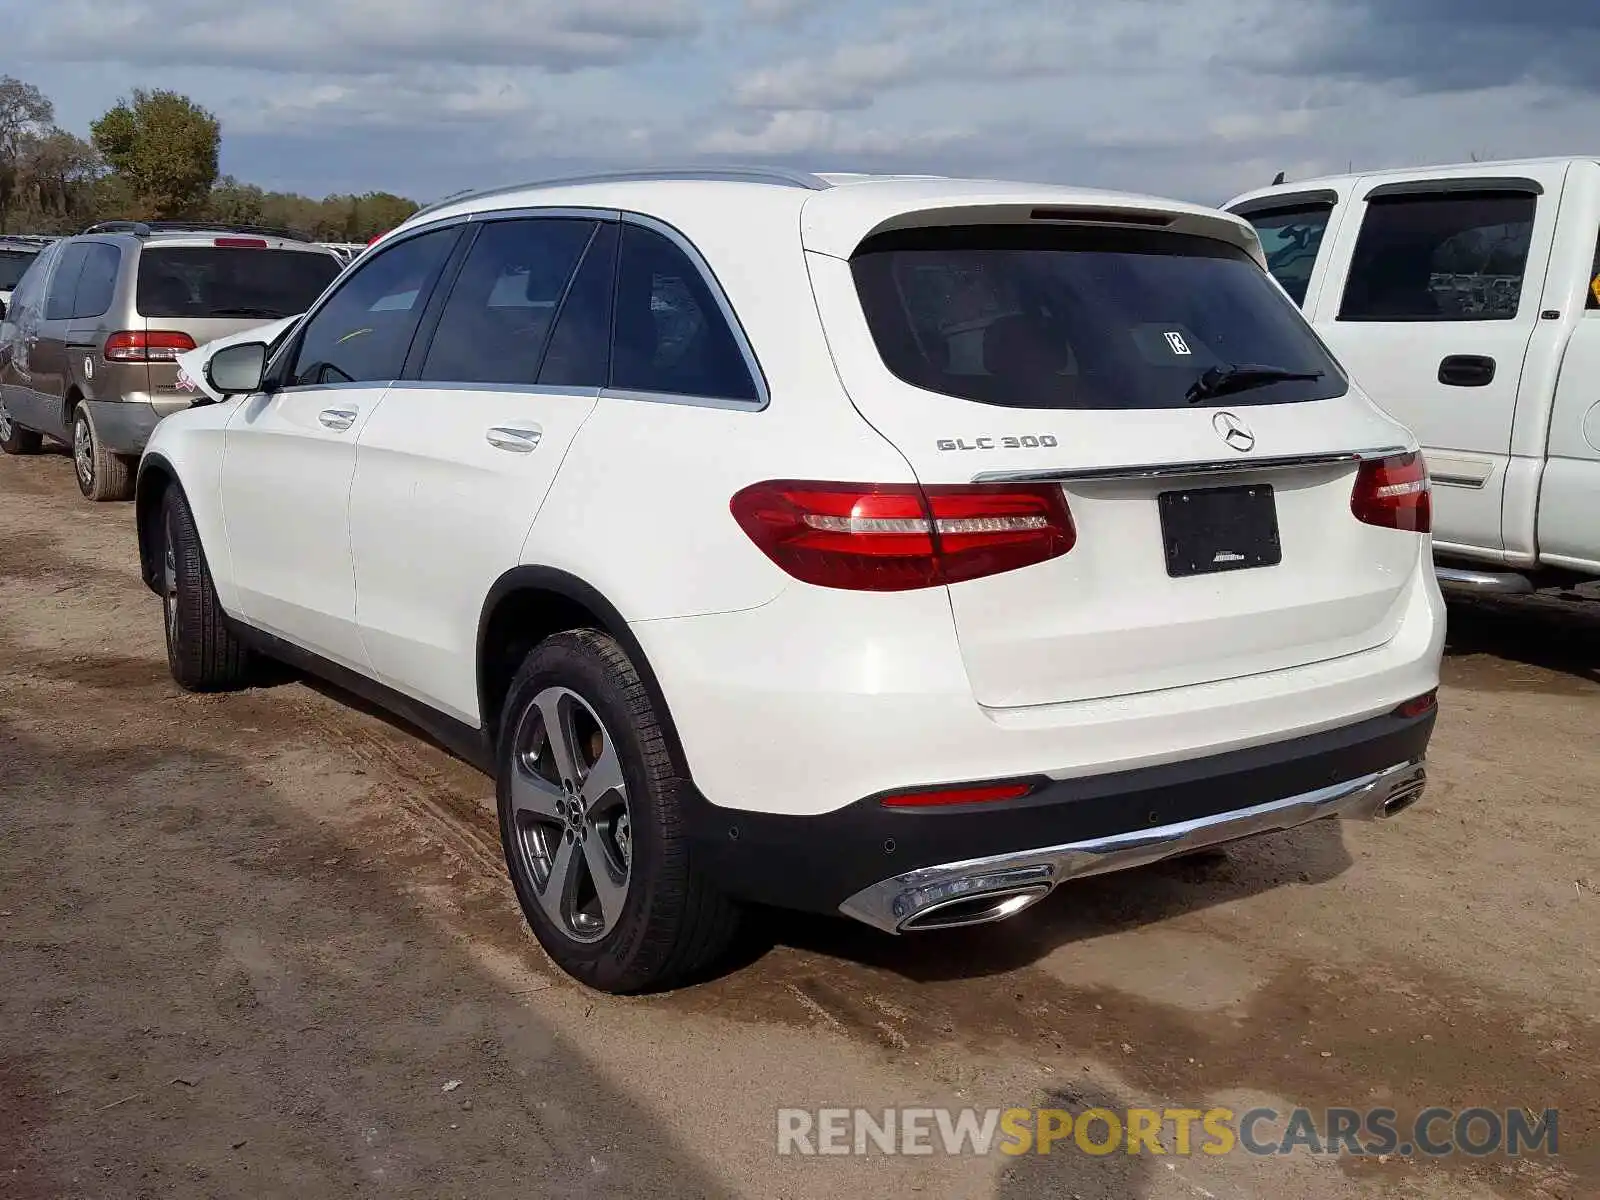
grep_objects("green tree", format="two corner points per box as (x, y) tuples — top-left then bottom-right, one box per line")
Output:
(0, 75), (55, 232)
(12, 129), (102, 232)
(91, 89), (220, 219)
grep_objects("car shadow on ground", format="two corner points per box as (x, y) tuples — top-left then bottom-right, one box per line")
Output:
(741, 814), (1353, 985)
(272, 666), (1361, 989)
(1443, 594), (1600, 690)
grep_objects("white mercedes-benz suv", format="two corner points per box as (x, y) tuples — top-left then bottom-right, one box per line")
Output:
(135, 168), (1444, 993)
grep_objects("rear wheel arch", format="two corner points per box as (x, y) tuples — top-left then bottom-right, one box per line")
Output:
(477, 567), (690, 774)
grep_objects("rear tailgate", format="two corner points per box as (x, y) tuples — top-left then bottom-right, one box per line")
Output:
(806, 210), (1422, 709)
(136, 242), (341, 395)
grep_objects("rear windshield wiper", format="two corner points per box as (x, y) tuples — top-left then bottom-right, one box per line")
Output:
(1185, 363), (1324, 404)
(208, 307), (285, 318)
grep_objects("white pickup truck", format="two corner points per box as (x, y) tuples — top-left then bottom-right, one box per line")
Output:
(1226, 156), (1600, 597)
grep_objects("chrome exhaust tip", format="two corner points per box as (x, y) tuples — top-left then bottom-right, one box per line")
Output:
(1379, 775), (1427, 818)
(896, 885), (1051, 932)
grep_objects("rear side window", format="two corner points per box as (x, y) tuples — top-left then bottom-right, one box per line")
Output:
(72, 243), (121, 318)
(1239, 204), (1332, 306)
(0, 249), (37, 292)
(851, 224), (1345, 410)
(138, 246), (341, 320)
(289, 226), (457, 386)
(539, 221), (619, 389)
(419, 217), (594, 384)
(45, 242), (90, 320)
(1339, 191), (1536, 322)
(610, 224), (758, 402)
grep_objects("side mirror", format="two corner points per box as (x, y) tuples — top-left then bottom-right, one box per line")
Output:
(206, 341), (269, 396)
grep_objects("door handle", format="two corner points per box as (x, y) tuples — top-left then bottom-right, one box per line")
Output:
(486, 425), (542, 453)
(1438, 355), (1496, 387)
(318, 407), (357, 431)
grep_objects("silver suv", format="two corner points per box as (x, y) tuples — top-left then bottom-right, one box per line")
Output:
(0, 222), (341, 499)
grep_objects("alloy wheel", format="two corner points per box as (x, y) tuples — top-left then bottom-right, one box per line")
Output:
(0, 403), (13, 443)
(162, 506), (180, 645)
(73, 414), (93, 487)
(508, 686), (632, 943)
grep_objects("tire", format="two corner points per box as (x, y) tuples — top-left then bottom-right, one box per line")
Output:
(496, 629), (741, 993)
(160, 485), (254, 691)
(73, 406), (134, 501)
(0, 403), (43, 455)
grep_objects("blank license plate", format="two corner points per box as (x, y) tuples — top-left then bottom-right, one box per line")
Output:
(1158, 485), (1281, 577)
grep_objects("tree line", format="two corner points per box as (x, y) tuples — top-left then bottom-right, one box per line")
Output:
(0, 76), (418, 241)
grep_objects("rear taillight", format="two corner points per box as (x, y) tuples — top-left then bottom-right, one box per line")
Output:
(104, 330), (198, 363)
(729, 480), (1075, 591)
(1394, 689), (1438, 719)
(1351, 451), (1431, 533)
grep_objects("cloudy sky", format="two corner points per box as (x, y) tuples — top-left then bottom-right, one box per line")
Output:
(5, 0), (1599, 206)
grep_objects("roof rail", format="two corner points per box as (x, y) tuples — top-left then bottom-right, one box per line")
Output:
(411, 164), (834, 219)
(79, 220), (314, 242)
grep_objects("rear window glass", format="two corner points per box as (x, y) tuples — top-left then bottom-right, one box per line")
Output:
(137, 247), (341, 319)
(1240, 204), (1332, 306)
(851, 225), (1345, 410)
(0, 249), (37, 291)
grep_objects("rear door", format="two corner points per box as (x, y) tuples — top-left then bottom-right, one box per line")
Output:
(808, 217), (1422, 708)
(1305, 173), (1560, 556)
(349, 214), (614, 723)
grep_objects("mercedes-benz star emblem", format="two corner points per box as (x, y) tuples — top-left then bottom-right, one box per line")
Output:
(1212, 411), (1256, 453)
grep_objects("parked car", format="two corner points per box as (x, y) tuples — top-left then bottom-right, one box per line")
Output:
(0, 221), (342, 499)
(135, 168), (1443, 993)
(1226, 156), (1600, 596)
(0, 234), (54, 313)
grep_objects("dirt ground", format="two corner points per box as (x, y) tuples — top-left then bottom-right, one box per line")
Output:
(1, 446), (1596, 1200)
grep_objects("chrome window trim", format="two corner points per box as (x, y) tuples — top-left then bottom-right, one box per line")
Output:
(383, 380), (601, 399)
(972, 447), (1408, 485)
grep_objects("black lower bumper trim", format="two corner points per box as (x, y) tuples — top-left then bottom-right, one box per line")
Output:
(681, 708), (1435, 916)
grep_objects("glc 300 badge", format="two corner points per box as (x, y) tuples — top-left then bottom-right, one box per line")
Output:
(936, 435), (1059, 451)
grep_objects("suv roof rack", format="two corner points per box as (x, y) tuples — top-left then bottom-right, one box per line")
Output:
(411, 165), (835, 220)
(79, 220), (314, 243)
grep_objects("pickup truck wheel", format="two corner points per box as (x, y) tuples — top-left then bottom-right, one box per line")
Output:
(0, 403), (43, 454)
(496, 629), (741, 994)
(73, 407), (134, 501)
(160, 486), (254, 691)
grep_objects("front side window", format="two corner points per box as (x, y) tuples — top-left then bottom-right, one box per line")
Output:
(420, 218), (594, 384)
(1240, 204), (1332, 306)
(610, 224), (758, 401)
(288, 227), (458, 386)
(1339, 191), (1536, 322)
(851, 224), (1345, 410)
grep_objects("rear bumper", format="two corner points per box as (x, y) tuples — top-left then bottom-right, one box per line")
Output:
(80, 399), (165, 454)
(680, 706), (1435, 924)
